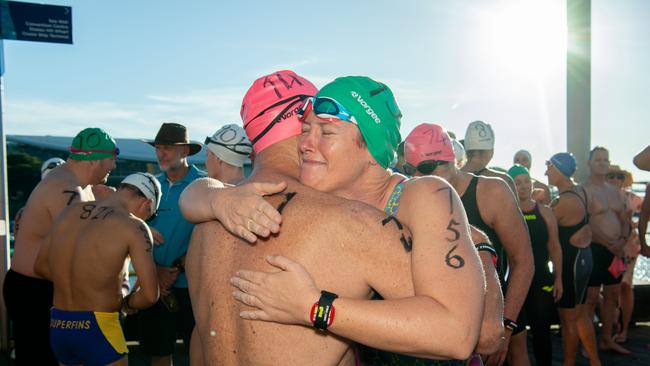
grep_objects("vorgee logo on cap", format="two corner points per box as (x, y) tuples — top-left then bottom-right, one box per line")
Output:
(350, 91), (381, 124)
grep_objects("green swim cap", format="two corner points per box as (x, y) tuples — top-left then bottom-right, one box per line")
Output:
(316, 76), (402, 169)
(507, 164), (530, 179)
(69, 128), (118, 161)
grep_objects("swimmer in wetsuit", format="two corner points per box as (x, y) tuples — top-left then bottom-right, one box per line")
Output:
(34, 173), (161, 366)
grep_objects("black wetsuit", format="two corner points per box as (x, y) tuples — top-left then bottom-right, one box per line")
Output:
(556, 187), (593, 309)
(522, 203), (554, 366)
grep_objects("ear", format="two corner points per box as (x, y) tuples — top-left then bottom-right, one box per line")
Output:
(181, 145), (190, 158)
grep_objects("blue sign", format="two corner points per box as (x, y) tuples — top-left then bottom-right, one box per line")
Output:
(0, 1), (72, 44)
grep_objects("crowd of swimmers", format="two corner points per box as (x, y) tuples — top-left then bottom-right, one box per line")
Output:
(2, 69), (650, 366)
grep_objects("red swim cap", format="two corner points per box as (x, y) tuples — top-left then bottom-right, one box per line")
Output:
(404, 123), (456, 166)
(240, 70), (318, 153)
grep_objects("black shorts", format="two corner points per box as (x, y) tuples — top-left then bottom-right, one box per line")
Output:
(559, 245), (592, 309)
(136, 287), (194, 357)
(2, 269), (58, 365)
(588, 242), (622, 287)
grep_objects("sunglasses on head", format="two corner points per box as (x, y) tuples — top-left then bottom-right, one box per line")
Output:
(403, 160), (449, 176)
(606, 173), (625, 180)
(298, 96), (357, 124)
(204, 137), (252, 156)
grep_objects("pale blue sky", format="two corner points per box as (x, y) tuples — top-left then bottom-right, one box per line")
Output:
(2, 0), (649, 181)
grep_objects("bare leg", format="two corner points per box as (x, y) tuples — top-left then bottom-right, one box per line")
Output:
(576, 302), (601, 366)
(559, 308), (579, 366)
(599, 284), (630, 354)
(506, 330), (531, 366)
(616, 281), (633, 343)
(152, 355), (172, 366)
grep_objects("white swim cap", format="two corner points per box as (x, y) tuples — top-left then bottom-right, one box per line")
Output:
(121, 172), (162, 216)
(464, 120), (495, 150)
(205, 124), (252, 168)
(41, 157), (65, 179)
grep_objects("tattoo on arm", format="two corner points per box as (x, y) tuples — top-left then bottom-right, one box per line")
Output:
(63, 190), (80, 206)
(445, 245), (465, 269)
(446, 219), (461, 242)
(436, 187), (454, 214)
(277, 192), (297, 214)
(382, 215), (413, 252)
(138, 224), (153, 252)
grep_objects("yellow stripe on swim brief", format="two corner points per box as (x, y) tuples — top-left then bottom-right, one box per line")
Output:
(94, 312), (128, 354)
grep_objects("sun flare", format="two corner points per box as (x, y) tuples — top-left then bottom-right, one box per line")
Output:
(482, 1), (567, 79)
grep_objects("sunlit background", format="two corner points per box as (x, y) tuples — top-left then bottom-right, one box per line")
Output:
(2, 0), (649, 181)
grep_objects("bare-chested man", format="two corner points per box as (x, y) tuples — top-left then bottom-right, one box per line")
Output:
(403, 123), (533, 366)
(184, 71), (487, 365)
(2, 127), (118, 365)
(461, 120), (517, 196)
(514, 149), (552, 204)
(33, 173), (161, 365)
(583, 146), (630, 354)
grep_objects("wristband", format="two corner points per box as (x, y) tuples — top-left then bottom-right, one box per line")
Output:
(475, 242), (498, 266)
(504, 318), (518, 331)
(310, 290), (338, 331)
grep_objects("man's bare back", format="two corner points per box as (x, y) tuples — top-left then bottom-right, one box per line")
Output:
(12, 166), (93, 277)
(38, 200), (153, 311)
(187, 174), (413, 366)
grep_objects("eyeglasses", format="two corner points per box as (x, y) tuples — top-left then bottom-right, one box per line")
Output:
(204, 137), (252, 156)
(245, 94), (311, 145)
(403, 160), (449, 176)
(298, 96), (357, 124)
(606, 173), (625, 180)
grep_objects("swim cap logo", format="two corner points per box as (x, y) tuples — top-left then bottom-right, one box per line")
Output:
(350, 91), (381, 124)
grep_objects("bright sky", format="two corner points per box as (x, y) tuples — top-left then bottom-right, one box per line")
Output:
(2, 0), (649, 182)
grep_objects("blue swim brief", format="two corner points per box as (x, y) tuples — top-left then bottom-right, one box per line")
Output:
(50, 308), (128, 366)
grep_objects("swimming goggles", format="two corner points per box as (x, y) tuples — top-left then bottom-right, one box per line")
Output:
(298, 96), (357, 124)
(403, 160), (449, 176)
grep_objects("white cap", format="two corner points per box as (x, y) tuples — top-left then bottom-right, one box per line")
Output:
(451, 138), (466, 167)
(464, 120), (495, 150)
(205, 124), (252, 168)
(41, 157), (65, 179)
(121, 172), (162, 216)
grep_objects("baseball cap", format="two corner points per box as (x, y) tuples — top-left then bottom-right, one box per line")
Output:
(404, 123), (455, 167)
(205, 124), (252, 167)
(464, 120), (495, 150)
(548, 152), (577, 178)
(241, 70), (318, 153)
(315, 76), (402, 169)
(41, 157), (65, 179)
(69, 128), (118, 161)
(121, 172), (162, 217)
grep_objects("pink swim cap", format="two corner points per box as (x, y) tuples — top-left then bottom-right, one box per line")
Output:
(404, 123), (456, 166)
(241, 70), (318, 153)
